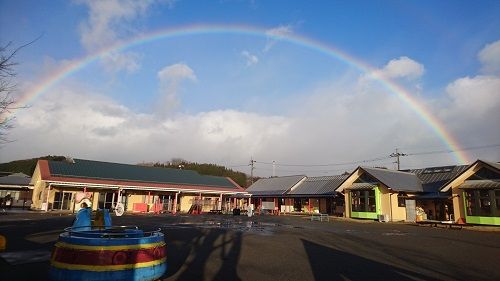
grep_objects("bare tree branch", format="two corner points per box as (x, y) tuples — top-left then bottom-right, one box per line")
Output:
(1, 36), (40, 145)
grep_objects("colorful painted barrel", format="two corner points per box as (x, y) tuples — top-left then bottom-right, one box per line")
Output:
(49, 226), (167, 281)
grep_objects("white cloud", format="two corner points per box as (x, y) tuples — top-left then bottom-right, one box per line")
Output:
(436, 74), (500, 156)
(79, 0), (154, 50)
(78, 0), (174, 73)
(2, 86), (290, 168)
(241, 50), (259, 66)
(101, 51), (142, 73)
(264, 24), (293, 52)
(446, 75), (500, 112)
(158, 63), (197, 82)
(374, 56), (425, 80)
(478, 40), (500, 74)
(156, 63), (197, 114)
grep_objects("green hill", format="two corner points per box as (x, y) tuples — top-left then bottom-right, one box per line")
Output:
(0, 155), (66, 176)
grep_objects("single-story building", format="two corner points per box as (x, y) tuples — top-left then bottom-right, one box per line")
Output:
(30, 158), (249, 214)
(405, 165), (468, 221)
(287, 175), (347, 216)
(246, 175), (306, 214)
(246, 175), (346, 215)
(0, 172), (32, 209)
(440, 160), (500, 226)
(337, 167), (423, 222)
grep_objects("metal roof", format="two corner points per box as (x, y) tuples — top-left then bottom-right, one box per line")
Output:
(403, 165), (469, 193)
(0, 173), (31, 186)
(481, 160), (500, 171)
(440, 159), (500, 192)
(459, 180), (500, 189)
(289, 175), (348, 195)
(344, 182), (378, 190)
(246, 175), (306, 196)
(47, 159), (239, 189)
(361, 167), (423, 192)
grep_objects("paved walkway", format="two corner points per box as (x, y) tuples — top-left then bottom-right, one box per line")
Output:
(1, 213), (499, 281)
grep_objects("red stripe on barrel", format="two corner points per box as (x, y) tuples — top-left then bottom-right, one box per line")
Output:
(52, 246), (166, 266)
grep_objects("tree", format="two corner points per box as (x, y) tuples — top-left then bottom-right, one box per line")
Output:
(0, 41), (32, 144)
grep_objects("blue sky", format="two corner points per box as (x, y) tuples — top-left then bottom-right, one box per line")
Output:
(1, 0), (499, 176)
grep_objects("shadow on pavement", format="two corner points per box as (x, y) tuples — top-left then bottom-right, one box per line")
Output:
(301, 239), (440, 281)
(163, 227), (243, 281)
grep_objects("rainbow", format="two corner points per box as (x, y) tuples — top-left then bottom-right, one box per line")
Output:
(9, 24), (470, 164)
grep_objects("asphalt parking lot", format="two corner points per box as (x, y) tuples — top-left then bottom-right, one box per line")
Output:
(1, 212), (499, 281)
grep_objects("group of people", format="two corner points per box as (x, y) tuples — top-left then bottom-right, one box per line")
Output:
(0, 194), (13, 211)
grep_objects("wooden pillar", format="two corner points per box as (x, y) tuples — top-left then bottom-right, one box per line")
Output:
(173, 192), (178, 215)
(45, 185), (51, 212)
(219, 193), (223, 210)
(308, 198), (312, 213)
(233, 197), (237, 209)
(199, 192), (202, 214)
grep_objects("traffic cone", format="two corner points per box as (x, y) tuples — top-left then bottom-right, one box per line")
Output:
(457, 217), (466, 225)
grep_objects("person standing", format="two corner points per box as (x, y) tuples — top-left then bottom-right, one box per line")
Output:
(4, 194), (12, 210)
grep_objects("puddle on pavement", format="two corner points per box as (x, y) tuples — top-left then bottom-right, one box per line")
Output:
(162, 220), (281, 236)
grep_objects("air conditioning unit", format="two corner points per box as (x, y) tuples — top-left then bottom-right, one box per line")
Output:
(378, 214), (390, 222)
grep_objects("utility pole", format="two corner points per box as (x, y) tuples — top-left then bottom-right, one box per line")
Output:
(272, 161), (276, 177)
(249, 157), (256, 184)
(390, 148), (407, 170)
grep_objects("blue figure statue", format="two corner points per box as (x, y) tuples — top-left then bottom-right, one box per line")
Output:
(73, 202), (92, 231)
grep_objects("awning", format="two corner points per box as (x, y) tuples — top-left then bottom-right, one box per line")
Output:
(414, 193), (451, 200)
(345, 182), (377, 190)
(459, 180), (500, 189)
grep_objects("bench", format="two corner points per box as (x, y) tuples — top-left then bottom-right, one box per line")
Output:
(439, 221), (463, 230)
(417, 220), (463, 230)
(416, 220), (441, 227)
(311, 213), (329, 222)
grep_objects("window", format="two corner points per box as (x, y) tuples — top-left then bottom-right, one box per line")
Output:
(422, 166), (454, 174)
(496, 190), (500, 216)
(465, 189), (500, 217)
(53, 192), (72, 210)
(398, 193), (407, 207)
(465, 191), (476, 216)
(479, 190), (491, 216)
(98, 192), (115, 209)
(351, 189), (376, 212)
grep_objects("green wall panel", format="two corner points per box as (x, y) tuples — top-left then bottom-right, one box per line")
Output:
(351, 211), (377, 219)
(465, 215), (500, 226)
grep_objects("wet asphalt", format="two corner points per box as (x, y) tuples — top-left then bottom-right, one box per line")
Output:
(0, 212), (499, 281)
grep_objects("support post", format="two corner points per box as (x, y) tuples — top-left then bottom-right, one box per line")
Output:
(173, 192), (178, 215)
(219, 193), (223, 211)
(45, 185), (51, 212)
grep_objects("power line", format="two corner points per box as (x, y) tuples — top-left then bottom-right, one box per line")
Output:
(254, 162), (396, 175)
(251, 143), (499, 169)
(225, 143), (499, 176)
(390, 148), (407, 170)
(406, 143), (500, 156)
(254, 155), (391, 167)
